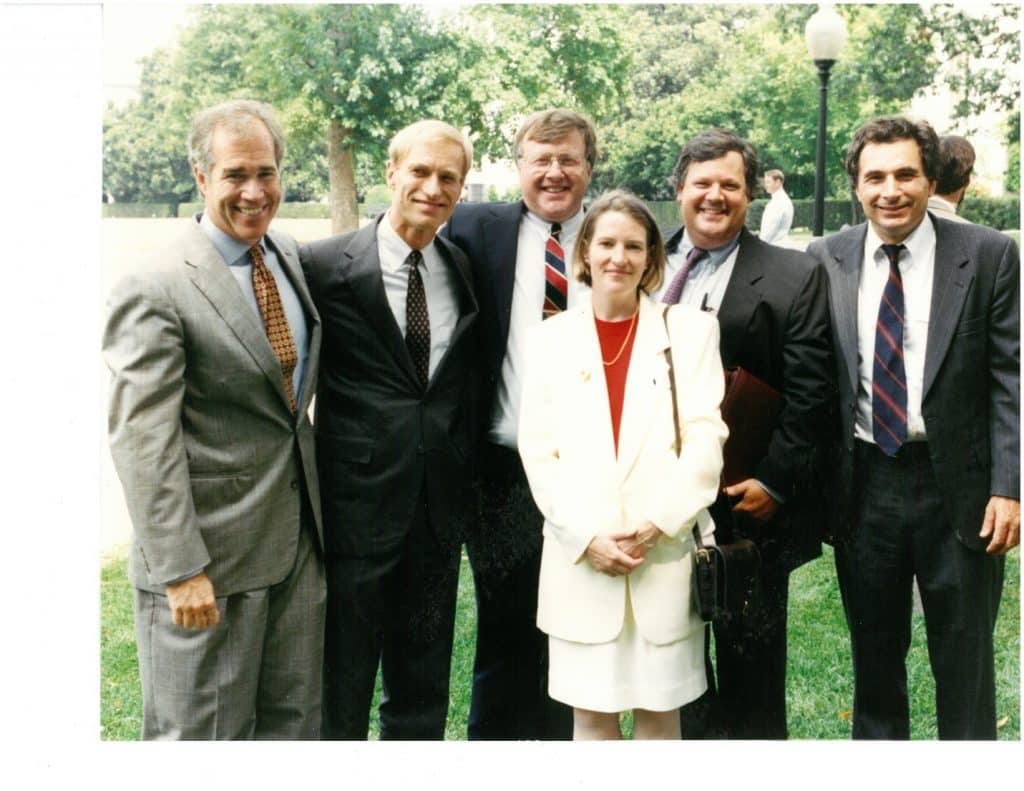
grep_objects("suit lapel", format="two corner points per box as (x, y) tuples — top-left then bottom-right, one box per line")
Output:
(182, 224), (291, 407)
(340, 218), (422, 389)
(615, 298), (669, 481)
(569, 303), (619, 468)
(429, 236), (479, 388)
(716, 231), (766, 365)
(268, 229), (321, 414)
(827, 226), (867, 399)
(923, 221), (973, 399)
(485, 202), (523, 350)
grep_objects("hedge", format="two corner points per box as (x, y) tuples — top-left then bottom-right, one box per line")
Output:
(103, 196), (1020, 232)
(102, 202), (177, 218)
(647, 198), (859, 234)
(648, 196), (1020, 233)
(960, 195), (1021, 230)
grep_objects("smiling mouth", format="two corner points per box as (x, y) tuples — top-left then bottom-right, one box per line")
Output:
(236, 206), (265, 216)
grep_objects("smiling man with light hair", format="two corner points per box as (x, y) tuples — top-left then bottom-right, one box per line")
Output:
(302, 119), (480, 740)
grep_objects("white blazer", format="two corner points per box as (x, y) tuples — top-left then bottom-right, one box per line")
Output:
(518, 295), (728, 645)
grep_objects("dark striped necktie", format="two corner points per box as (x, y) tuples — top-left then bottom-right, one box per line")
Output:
(542, 222), (567, 319)
(872, 243), (908, 455)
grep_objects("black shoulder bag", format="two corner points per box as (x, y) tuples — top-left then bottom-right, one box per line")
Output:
(662, 306), (761, 625)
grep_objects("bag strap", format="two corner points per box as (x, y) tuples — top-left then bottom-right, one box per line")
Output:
(661, 306), (682, 460)
(662, 306), (705, 552)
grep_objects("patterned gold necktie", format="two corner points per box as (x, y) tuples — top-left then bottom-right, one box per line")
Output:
(250, 244), (298, 412)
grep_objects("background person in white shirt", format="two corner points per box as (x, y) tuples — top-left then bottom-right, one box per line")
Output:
(758, 169), (794, 246)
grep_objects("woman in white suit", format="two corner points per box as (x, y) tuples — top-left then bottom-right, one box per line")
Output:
(518, 191), (728, 739)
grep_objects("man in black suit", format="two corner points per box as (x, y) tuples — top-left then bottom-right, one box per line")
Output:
(440, 108), (597, 739)
(301, 120), (479, 739)
(807, 116), (1019, 739)
(659, 129), (834, 739)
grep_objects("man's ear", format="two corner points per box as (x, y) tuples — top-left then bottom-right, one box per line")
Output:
(194, 165), (208, 197)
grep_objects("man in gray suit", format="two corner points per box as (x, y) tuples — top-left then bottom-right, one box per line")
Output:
(104, 99), (325, 739)
(807, 116), (1019, 739)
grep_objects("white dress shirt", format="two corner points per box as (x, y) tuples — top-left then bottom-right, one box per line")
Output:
(759, 189), (794, 246)
(377, 211), (460, 380)
(489, 208), (589, 447)
(855, 216), (936, 443)
(650, 230), (740, 314)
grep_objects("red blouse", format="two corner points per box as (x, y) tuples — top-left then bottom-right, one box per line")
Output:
(595, 313), (638, 456)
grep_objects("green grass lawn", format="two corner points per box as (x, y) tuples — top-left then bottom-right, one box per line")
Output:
(101, 546), (1019, 740)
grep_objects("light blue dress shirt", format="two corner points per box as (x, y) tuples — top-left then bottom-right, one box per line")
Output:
(198, 213), (309, 401)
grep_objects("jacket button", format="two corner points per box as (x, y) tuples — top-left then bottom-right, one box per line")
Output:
(417, 444), (424, 455)
(290, 479), (299, 490)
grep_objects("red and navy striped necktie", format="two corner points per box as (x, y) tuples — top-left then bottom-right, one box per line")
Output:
(872, 243), (908, 455)
(542, 222), (567, 319)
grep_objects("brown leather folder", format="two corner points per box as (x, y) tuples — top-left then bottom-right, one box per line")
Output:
(719, 366), (782, 487)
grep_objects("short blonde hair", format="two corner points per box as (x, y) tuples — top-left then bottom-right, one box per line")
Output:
(573, 190), (666, 295)
(388, 120), (473, 178)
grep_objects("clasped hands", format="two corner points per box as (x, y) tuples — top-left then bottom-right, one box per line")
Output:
(585, 521), (663, 577)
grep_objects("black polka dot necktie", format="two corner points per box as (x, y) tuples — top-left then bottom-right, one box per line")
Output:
(405, 250), (430, 387)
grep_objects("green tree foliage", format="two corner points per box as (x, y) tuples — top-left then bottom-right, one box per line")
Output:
(103, 4), (1016, 212)
(923, 3), (1019, 126)
(103, 50), (193, 203)
(595, 3), (941, 200)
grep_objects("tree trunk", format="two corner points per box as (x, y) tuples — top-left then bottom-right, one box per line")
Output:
(328, 119), (359, 233)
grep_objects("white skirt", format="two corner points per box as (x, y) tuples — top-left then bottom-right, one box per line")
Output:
(547, 584), (707, 713)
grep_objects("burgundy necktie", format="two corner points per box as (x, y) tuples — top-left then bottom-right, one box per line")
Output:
(661, 245), (707, 305)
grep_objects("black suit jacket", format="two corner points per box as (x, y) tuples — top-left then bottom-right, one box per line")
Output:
(441, 200), (525, 416)
(301, 217), (480, 557)
(665, 226), (835, 572)
(807, 215), (1019, 551)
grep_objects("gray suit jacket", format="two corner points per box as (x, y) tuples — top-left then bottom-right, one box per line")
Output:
(807, 214), (1019, 550)
(104, 220), (323, 595)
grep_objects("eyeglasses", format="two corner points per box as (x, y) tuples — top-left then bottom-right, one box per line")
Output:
(521, 155), (586, 174)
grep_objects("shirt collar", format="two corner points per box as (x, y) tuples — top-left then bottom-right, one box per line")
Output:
(378, 209), (437, 274)
(680, 229), (741, 269)
(865, 213), (935, 271)
(523, 207), (584, 239)
(198, 211), (264, 267)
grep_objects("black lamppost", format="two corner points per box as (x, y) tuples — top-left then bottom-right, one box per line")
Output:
(805, 4), (847, 238)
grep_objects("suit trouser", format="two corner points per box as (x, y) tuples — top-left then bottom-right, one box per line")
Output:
(836, 440), (1003, 740)
(679, 562), (791, 740)
(464, 442), (573, 740)
(134, 524), (326, 740)
(322, 494), (460, 740)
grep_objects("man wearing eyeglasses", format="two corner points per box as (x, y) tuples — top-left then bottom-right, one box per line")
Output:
(441, 108), (596, 740)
